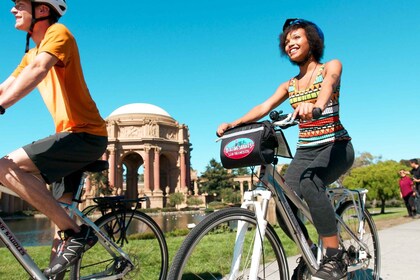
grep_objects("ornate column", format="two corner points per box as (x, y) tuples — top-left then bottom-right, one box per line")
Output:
(154, 147), (161, 192)
(194, 180), (199, 195)
(239, 181), (244, 198)
(144, 145), (151, 193)
(179, 146), (187, 192)
(108, 149), (116, 189)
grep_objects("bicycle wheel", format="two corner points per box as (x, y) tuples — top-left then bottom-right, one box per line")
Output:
(70, 210), (168, 280)
(168, 207), (289, 280)
(336, 201), (380, 280)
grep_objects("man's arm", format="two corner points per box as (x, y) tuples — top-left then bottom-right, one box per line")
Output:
(0, 76), (16, 96)
(0, 52), (58, 109)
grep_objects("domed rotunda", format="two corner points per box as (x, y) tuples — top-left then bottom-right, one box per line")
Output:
(105, 103), (191, 208)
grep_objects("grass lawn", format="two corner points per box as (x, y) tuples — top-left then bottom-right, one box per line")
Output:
(0, 207), (407, 279)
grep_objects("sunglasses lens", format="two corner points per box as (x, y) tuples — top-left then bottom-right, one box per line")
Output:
(283, 18), (304, 31)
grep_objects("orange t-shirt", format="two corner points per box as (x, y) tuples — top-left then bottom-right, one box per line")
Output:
(12, 23), (107, 136)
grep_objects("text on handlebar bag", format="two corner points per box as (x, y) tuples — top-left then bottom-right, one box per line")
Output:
(220, 121), (279, 169)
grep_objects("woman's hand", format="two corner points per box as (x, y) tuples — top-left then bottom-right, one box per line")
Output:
(217, 123), (231, 137)
(292, 102), (315, 121)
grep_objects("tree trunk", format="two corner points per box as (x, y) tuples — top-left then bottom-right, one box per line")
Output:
(380, 199), (386, 214)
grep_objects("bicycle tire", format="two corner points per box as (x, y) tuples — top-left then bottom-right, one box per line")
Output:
(69, 210), (168, 280)
(168, 207), (289, 280)
(336, 201), (381, 280)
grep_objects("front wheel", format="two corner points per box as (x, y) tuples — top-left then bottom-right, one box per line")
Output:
(70, 210), (168, 280)
(168, 207), (289, 280)
(336, 201), (381, 280)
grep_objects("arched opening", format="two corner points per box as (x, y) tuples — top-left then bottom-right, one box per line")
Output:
(121, 152), (143, 200)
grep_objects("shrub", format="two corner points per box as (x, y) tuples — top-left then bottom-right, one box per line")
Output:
(186, 197), (203, 207)
(208, 201), (227, 209)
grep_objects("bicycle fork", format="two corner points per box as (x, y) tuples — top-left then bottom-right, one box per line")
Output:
(228, 188), (272, 280)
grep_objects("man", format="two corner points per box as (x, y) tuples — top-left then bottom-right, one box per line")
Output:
(0, 0), (108, 276)
(410, 159), (420, 215)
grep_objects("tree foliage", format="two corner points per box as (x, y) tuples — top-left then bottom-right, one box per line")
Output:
(200, 158), (234, 198)
(232, 167), (250, 176)
(220, 188), (242, 204)
(342, 160), (407, 213)
(88, 171), (112, 196)
(169, 192), (185, 209)
(186, 196), (203, 207)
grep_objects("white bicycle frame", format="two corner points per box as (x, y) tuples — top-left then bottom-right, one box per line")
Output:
(228, 163), (373, 280)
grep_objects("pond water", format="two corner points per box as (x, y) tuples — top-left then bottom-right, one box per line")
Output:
(0, 211), (208, 247)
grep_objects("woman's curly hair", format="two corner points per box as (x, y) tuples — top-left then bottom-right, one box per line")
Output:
(279, 21), (325, 63)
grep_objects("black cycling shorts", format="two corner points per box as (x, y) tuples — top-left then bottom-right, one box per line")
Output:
(23, 132), (107, 190)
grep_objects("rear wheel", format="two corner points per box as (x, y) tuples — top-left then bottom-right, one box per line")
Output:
(336, 201), (380, 280)
(168, 207), (289, 280)
(70, 210), (168, 280)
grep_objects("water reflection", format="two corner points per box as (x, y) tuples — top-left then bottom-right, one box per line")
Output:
(0, 211), (207, 247)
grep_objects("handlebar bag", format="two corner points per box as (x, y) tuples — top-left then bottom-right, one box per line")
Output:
(219, 121), (278, 169)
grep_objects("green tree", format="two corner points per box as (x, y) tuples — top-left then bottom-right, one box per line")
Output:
(220, 188), (242, 204)
(88, 171), (112, 196)
(200, 158), (234, 199)
(169, 192), (185, 209)
(338, 152), (381, 186)
(343, 160), (406, 214)
(353, 152), (382, 168)
(232, 167), (250, 176)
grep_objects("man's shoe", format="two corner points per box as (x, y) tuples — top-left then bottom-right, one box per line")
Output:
(312, 248), (347, 280)
(44, 224), (98, 276)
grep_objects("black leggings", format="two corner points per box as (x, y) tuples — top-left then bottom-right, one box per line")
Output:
(277, 140), (354, 239)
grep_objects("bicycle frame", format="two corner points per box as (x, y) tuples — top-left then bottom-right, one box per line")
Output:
(0, 172), (134, 280)
(0, 217), (47, 280)
(230, 163), (372, 279)
(58, 182), (135, 279)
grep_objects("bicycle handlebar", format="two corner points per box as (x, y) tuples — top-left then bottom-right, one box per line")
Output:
(217, 108), (322, 137)
(270, 107), (322, 129)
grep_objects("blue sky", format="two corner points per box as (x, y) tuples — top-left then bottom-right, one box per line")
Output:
(0, 0), (419, 174)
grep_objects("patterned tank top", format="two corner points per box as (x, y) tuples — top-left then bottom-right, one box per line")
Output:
(288, 64), (351, 148)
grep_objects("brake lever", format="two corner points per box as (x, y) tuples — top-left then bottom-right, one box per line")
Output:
(273, 113), (299, 128)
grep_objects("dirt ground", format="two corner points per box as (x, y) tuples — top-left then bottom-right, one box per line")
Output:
(374, 215), (417, 231)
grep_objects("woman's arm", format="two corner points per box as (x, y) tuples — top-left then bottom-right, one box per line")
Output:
(314, 59), (342, 110)
(217, 81), (289, 136)
(292, 59), (343, 120)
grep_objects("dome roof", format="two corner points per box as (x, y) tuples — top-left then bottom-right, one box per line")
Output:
(108, 103), (171, 118)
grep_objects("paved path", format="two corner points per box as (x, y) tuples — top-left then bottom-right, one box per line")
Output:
(287, 218), (420, 279)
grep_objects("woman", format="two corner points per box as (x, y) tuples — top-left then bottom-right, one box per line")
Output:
(398, 170), (415, 217)
(217, 18), (354, 280)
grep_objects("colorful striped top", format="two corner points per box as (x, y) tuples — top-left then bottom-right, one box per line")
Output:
(288, 64), (351, 148)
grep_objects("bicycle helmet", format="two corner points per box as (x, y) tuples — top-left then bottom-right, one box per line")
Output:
(12, 0), (67, 52)
(12, 0), (67, 16)
(31, 0), (67, 16)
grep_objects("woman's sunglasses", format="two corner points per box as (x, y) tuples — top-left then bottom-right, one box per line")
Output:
(282, 18), (324, 40)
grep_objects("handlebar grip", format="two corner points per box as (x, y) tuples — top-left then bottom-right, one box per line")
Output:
(269, 110), (279, 121)
(312, 107), (322, 119)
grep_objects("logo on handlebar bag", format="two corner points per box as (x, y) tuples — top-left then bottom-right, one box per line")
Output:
(223, 138), (255, 160)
